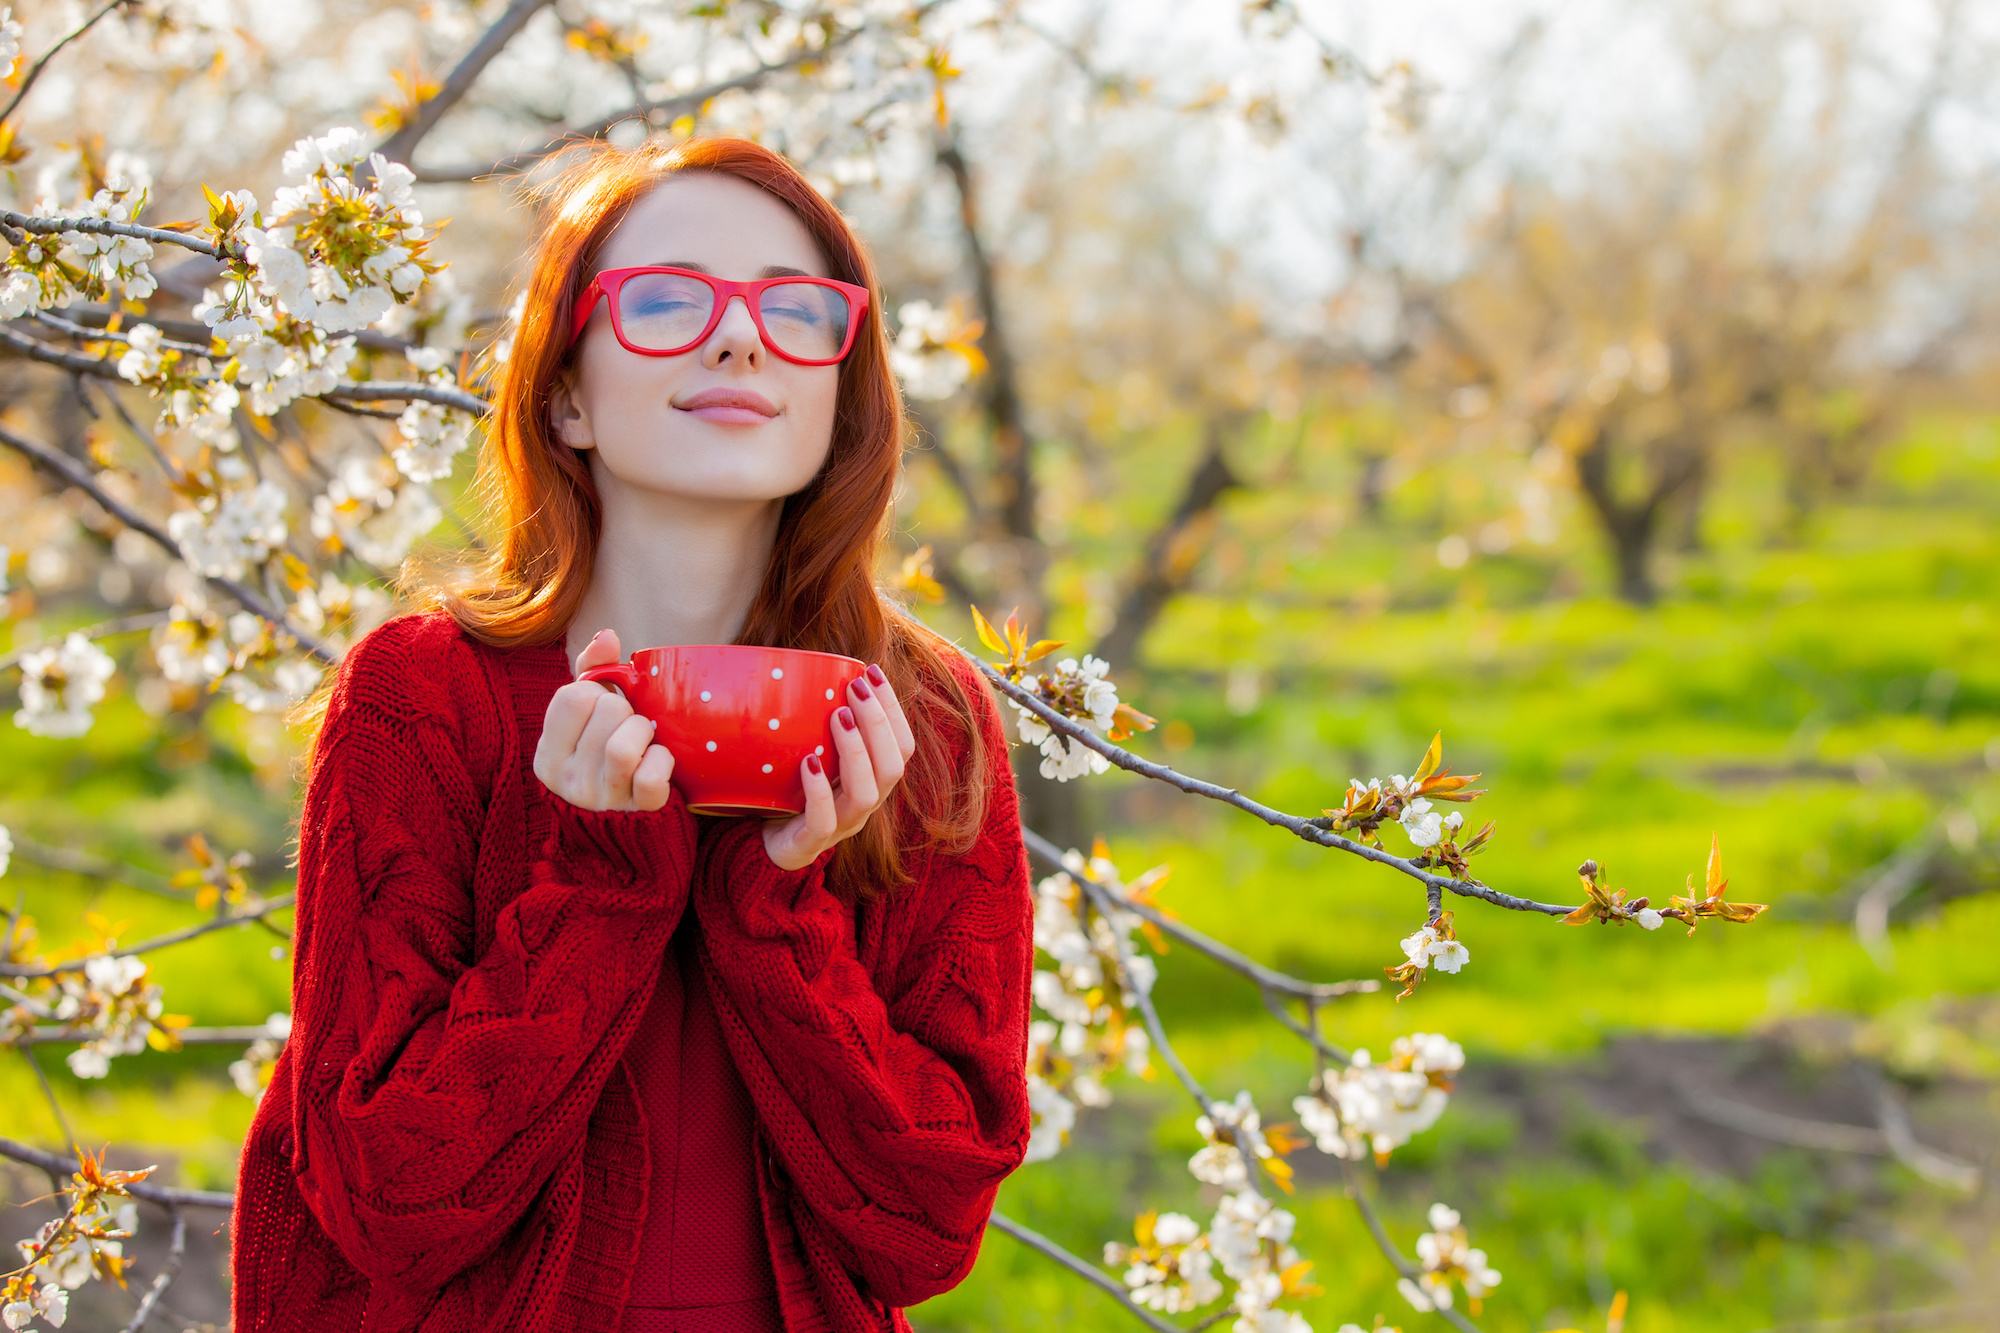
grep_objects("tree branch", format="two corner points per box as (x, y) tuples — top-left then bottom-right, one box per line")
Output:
(410, 36), (852, 183)
(373, 0), (559, 165)
(0, 421), (339, 664)
(0, 0), (136, 126)
(0, 1137), (235, 1209)
(0, 207), (237, 262)
(986, 1210), (1183, 1333)
(0, 893), (294, 978)
(1340, 1159), (1486, 1333)
(321, 379), (490, 415)
(965, 645), (1579, 916)
(119, 1204), (186, 1333)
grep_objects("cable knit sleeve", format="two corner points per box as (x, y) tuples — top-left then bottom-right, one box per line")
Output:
(284, 618), (696, 1292)
(690, 657), (1033, 1308)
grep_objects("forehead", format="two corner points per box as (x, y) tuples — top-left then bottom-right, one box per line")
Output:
(594, 171), (830, 279)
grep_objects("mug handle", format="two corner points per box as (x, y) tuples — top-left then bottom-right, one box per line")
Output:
(578, 662), (641, 695)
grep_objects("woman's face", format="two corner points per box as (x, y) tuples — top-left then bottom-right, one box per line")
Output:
(553, 172), (841, 506)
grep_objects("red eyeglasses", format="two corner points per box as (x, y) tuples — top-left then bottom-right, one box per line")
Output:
(568, 266), (871, 366)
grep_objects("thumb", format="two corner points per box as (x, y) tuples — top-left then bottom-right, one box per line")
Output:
(575, 627), (623, 674)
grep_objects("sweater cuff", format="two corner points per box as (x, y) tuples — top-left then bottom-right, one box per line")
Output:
(701, 817), (835, 907)
(544, 788), (696, 881)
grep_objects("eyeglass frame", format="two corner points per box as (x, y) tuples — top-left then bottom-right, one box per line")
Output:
(567, 265), (873, 367)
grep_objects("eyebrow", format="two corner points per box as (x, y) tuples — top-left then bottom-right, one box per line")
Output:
(648, 261), (816, 279)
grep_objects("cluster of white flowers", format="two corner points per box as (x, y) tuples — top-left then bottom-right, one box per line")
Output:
(1398, 797), (1463, 849)
(166, 480), (288, 581)
(1294, 1033), (1465, 1161)
(1190, 1089), (1279, 1190)
(0, 8), (21, 79)
(50, 953), (165, 1080)
(61, 165), (157, 302)
(1398, 921), (1470, 975)
(6, 1195), (137, 1329)
(289, 572), (392, 651)
(889, 299), (977, 400)
(1023, 856), (1157, 1162)
(228, 1013), (292, 1105)
(152, 594), (232, 686)
(12, 634), (116, 738)
(1012, 655), (1119, 781)
(1104, 1211), (1223, 1314)
(393, 397), (474, 483)
(1211, 1190), (1310, 1333)
(1400, 1203), (1501, 1313)
(309, 452), (442, 567)
(229, 321), (359, 417)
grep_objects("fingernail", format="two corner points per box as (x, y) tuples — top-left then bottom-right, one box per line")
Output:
(852, 677), (873, 700)
(837, 706), (856, 731)
(806, 753), (823, 776)
(866, 663), (887, 687)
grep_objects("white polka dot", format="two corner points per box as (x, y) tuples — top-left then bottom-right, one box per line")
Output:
(699, 690), (711, 702)
(771, 667), (784, 679)
(824, 688), (834, 700)
(814, 745), (823, 756)
(761, 763), (773, 773)
(650, 664), (658, 676)
(705, 740), (717, 752)
(768, 718), (780, 730)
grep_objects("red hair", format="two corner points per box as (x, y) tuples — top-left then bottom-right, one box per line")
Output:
(425, 137), (989, 892)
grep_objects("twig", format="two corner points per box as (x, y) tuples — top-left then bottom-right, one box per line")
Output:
(985, 1210), (1182, 1333)
(1340, 1159), (1485, 1333)
(3, 834), (186, 900)
(1673, 1077), (1887, 1153)
(29, 309), (210, 355)
(0, 420), (340, 664)
(969, 648), (1577, 917)
(0, 0), (136, 125)
(0, 207), (237, 262)
(0, 611), (173, 672)
(1865, 1071), (1982, 1194)
(411, 30), (866, 182)
(0, 1137), (235, 1209)
(0, 892), (294, 978)
(1022, 827), (1377, 1002)
(23, 1024), (286, 1045)
(119, 1203), (186, 1333)
(19, 1045), (80, 1157)
(373, 0), (559, 165)
(321, 380), (490, 414)
(78, 374), (187, 484)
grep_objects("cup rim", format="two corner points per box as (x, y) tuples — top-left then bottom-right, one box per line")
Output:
(623, 644), (865, 669)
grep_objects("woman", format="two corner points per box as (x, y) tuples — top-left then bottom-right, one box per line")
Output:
(230, 137), (1034, 1333)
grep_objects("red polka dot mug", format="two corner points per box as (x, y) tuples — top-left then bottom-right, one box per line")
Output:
(579, 644), (862, 816)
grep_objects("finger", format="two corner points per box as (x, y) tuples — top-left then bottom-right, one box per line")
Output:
(573, 688), (636, 783)
(864, 662), (917, 762)
(536, 682), (602, 772)
(630, 742), (675, 811)
(846, 676), (906, 789)
(828, 704), (879, 812)
(602, 713), (657, 807)
(574, 627), (623, 675)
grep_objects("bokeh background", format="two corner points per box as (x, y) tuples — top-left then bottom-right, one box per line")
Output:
(1, 1), (1995, 1330)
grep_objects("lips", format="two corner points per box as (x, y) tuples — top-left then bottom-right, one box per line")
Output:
(674, 387), (779, 423)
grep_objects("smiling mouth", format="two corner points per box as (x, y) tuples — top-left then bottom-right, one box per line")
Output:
(674, 388), (780, 421)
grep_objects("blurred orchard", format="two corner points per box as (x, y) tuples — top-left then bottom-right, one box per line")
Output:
(0, 1), (1996, 1331)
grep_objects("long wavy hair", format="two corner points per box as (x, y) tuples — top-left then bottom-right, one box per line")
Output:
(416, 137), (989, 892)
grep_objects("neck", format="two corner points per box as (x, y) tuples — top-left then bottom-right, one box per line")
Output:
(565, 475), (784, 669)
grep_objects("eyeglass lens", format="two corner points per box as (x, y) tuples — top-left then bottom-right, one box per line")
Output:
(615, 272), (851, 360)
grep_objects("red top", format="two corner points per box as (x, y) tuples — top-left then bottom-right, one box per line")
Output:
(228, 611), (1033, 1333)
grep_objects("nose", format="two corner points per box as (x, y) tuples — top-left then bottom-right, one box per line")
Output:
(702, 293), (765, 369)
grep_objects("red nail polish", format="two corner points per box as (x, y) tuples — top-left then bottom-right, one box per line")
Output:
(853, 677), (873, 700)
(866, 663), (887, 687)
(807, 753), (823, 776)
(837, 706), (856, 731)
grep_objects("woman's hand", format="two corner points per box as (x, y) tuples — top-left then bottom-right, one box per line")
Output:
(762, 663), (916, 871)
(534, 628), (677, 811)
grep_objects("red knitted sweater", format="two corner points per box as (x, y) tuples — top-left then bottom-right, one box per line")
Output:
(229, 611), (1033, 1332)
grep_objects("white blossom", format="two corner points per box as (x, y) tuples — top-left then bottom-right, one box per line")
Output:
(393, 400), (474, 482)
(1400, 796), (1444, 848)
(13, 634), (116, 738)
(167, 481), (288, 580)
(1636, 907), (1664, 930)
(0, 823), (10, 878)
(1024, 1073), (1075, 1163)
(0, 9), (22, 79)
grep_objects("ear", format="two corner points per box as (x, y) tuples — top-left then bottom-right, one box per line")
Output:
(548, 371), (595, 451)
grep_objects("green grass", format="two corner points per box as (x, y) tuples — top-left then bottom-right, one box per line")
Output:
(4, 418), (1997, 1328)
